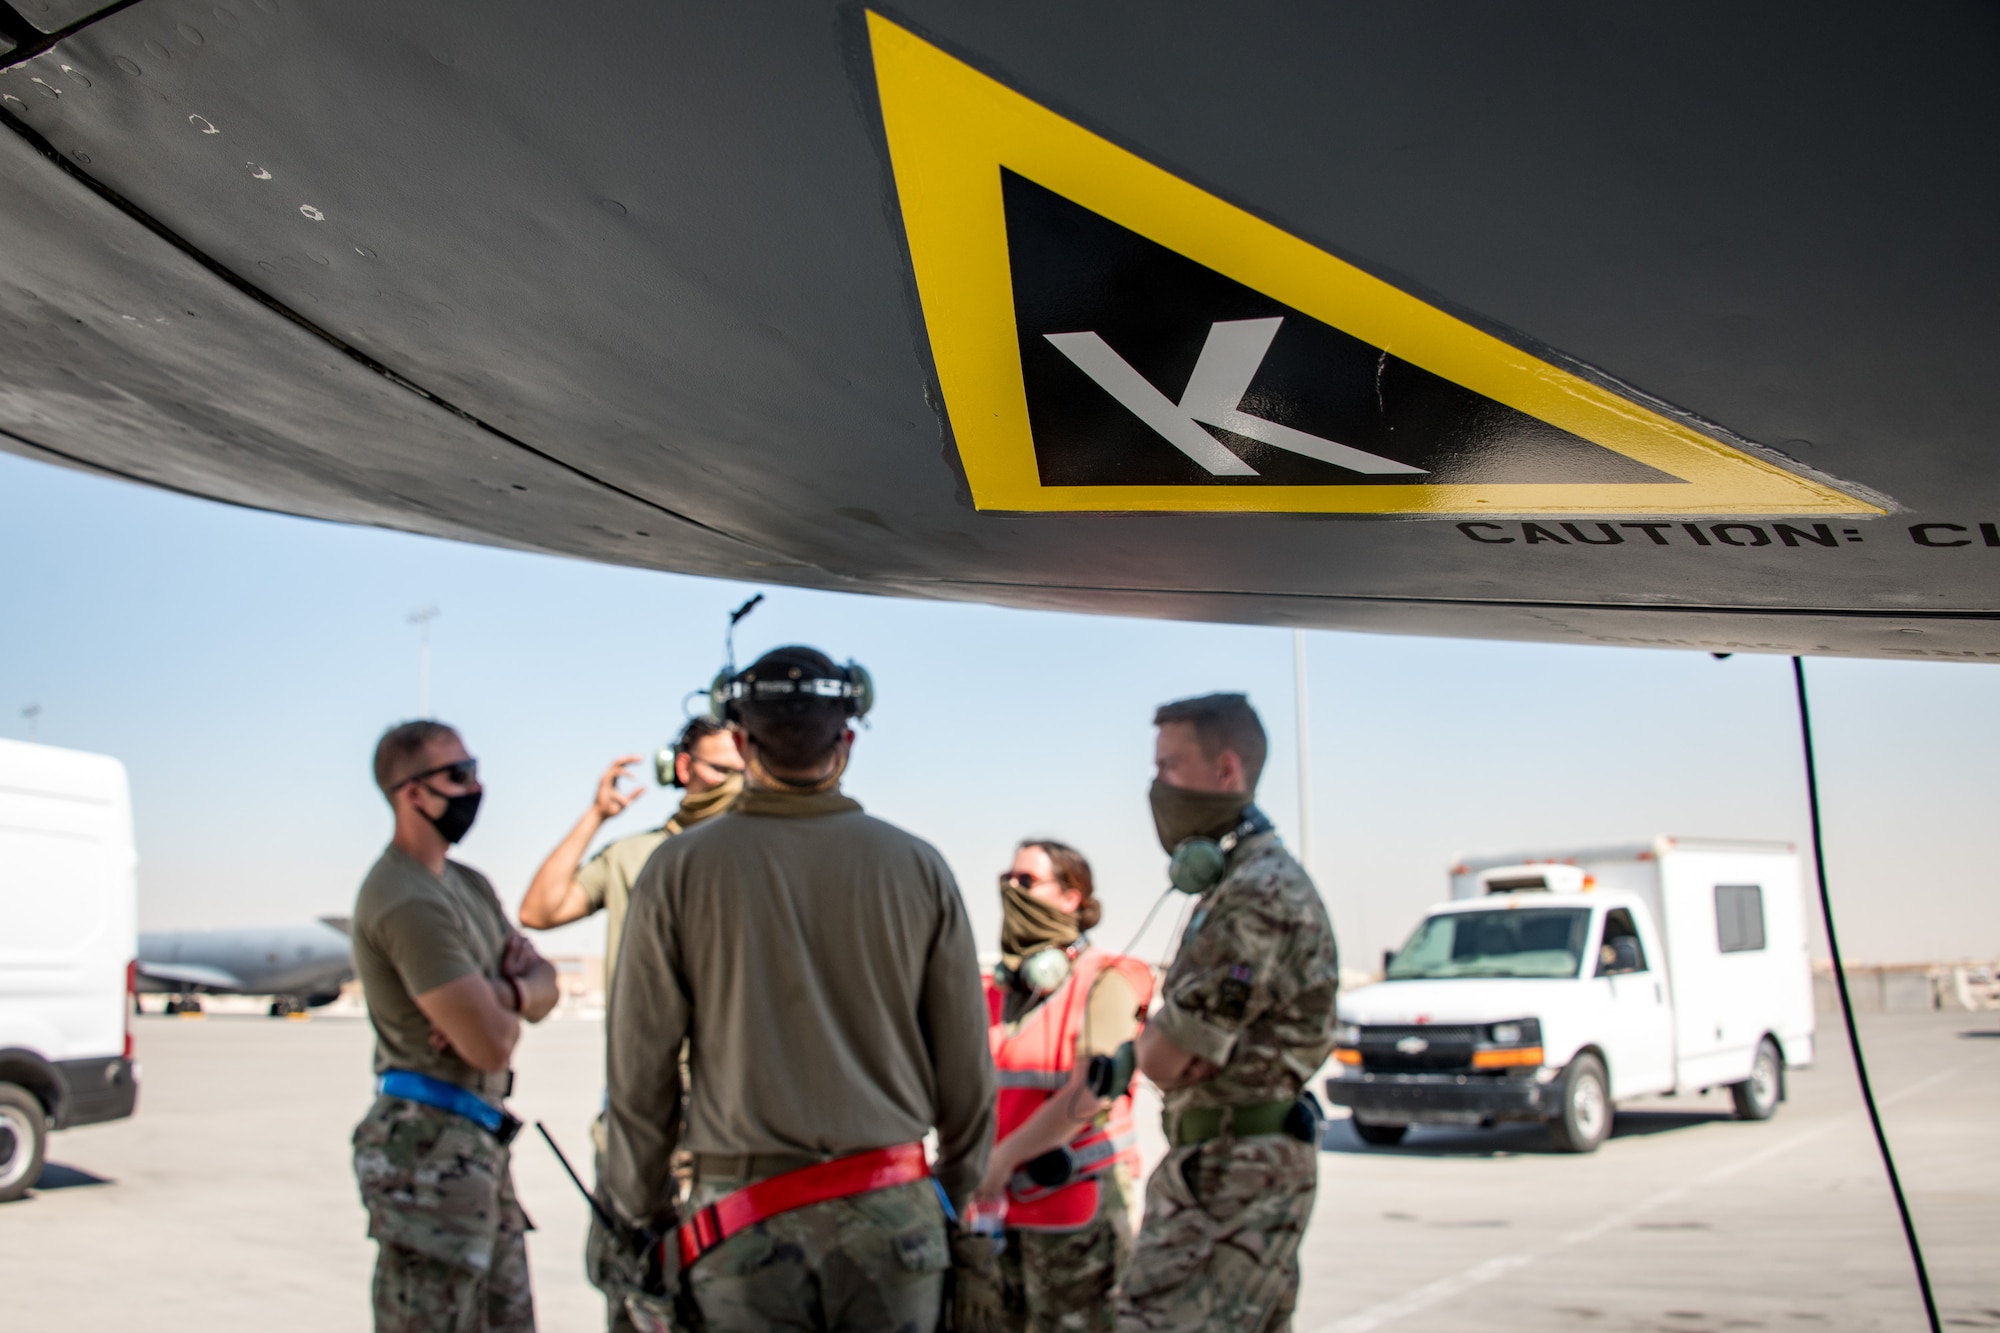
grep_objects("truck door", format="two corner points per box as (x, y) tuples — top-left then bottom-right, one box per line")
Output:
(1593, 907), (1676, 1098)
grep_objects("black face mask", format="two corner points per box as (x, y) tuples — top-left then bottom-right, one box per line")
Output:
(424, 788), (483, 844)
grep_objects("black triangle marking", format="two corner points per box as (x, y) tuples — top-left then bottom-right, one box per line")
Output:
(1005, 171), (1681, 489)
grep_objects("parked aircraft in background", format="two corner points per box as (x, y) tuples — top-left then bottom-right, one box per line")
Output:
(136, 920), (354, 1017)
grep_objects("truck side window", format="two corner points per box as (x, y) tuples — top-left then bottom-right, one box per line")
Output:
(1596, 908), (1647, 975)
(1715, 885), (1767, 953)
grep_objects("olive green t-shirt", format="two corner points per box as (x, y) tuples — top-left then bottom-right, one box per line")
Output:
(352, 846), (512, 1100)
(575, 827), (670, 995)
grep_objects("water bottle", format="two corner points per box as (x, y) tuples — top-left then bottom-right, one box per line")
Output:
(964, 1196), (1009, 1255)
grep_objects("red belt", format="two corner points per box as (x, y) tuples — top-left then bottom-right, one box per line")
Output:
(675, 1142), (931, 1269)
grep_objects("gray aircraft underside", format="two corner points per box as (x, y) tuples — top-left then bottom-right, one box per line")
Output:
(0, 2), (1995, 659)
(137, 920), (354, 1009)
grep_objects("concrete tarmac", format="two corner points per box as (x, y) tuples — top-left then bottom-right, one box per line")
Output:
(4, 1009), (1993, 1330)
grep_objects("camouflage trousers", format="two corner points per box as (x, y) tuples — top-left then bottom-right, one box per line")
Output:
(1000, 1166), (1134, 1333)
(352, 1094), (536, 1333)
(676, 1174), (949, 1333)
(1115, 1135), (1316, 1333)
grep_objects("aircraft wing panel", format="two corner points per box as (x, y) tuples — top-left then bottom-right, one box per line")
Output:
(0, 107), (837, 587)
(1, 2), (1996, 657)
(136, 961), (243, 993)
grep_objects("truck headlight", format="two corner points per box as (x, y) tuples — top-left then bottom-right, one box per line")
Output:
(1491, 1022), (1523, 1046)
(1486, 1019), (1542, 1046)
(1333, 1021), (1359, 1046)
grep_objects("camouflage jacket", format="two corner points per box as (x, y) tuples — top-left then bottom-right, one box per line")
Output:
(1151, 832), (1339, 1112)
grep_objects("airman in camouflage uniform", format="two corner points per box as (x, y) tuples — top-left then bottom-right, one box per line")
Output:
(1120, 695), (1340, 1333)
(351, 721), (561, 1333)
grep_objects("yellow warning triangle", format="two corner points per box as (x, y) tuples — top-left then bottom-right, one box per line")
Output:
(867, 13), (1878, 517)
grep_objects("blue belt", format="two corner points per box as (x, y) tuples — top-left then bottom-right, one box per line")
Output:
(378, 1070), (522, 1143)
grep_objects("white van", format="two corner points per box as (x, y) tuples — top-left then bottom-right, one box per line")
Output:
(1323, 838), (1815, 1153)
(0, 740), (140, 1201)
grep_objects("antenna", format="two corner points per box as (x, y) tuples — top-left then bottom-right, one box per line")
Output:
(1292, 629), (1313, 872)
(723, 594), (764, 672)
(21, 703), (41, 742)
(407, 605), (441, 717)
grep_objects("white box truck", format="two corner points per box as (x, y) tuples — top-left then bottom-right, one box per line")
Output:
(1323, 837), (1815, 1153)
(0, 739), (140, 1201)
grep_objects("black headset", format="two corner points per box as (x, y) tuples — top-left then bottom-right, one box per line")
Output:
(706, 659), (875, 726)
(694, 596), (876, 727)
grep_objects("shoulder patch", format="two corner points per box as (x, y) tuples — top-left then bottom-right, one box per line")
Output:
(1216, 964), (1255, 1021)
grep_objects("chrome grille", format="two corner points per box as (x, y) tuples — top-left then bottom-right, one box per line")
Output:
(1356, 1024), (1480, 1073)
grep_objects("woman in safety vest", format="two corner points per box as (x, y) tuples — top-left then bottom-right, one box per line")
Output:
(974, 839), (1154, 1333)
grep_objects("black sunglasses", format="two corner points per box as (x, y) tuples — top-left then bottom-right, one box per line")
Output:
(999, 870), (1050, 891)
(404, 758), (479, 788)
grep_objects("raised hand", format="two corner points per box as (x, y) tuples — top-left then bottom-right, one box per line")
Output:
(594, 756), (647, 820)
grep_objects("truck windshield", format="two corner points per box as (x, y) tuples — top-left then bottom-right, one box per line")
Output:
(1387, 907), (1591, 980)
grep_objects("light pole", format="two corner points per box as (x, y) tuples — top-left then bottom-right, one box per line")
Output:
(407, 606), (440, 717)
(1292, 629), (1312, 872)
(21, 703), (40, 742)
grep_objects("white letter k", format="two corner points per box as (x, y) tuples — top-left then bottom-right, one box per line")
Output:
(1044, 318), (1425, 477)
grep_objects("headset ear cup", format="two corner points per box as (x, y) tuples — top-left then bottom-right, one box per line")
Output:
(844, 661), (874, 720)
(707, 669), (733, 724)
(655, 747), (680, 788)
(1019, 947), (1072, 997)
(1168, 838), (1227, 895)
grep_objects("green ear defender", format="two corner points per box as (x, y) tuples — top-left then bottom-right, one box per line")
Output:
(1168, 839), (1228, 895)
(1016, 946), (1071, 996)
(843, 661), (875, 722)
(1167, 807), (1275, 894)
(995, 945), (1074, 998)
(705, 668), (734, 723)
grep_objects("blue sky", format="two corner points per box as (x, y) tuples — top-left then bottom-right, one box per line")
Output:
(3, 448), (1994, 967)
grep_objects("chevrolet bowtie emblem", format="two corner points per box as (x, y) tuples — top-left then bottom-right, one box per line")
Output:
(1395, 1036), (1430, 1055)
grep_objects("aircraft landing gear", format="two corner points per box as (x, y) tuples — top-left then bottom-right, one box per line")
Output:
(165, 996), (205, 1016)
(269, 997), (307, 1018)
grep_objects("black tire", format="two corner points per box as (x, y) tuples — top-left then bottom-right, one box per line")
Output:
(1731, 1038), (1783, 1121)
(0, 1082), (48, 1204)
(1547, 1053), (1612, 1153)
(1351, 1119), (1408, 1147)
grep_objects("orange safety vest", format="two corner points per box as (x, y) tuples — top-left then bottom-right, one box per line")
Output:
(985, 946), (1154, 1230)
